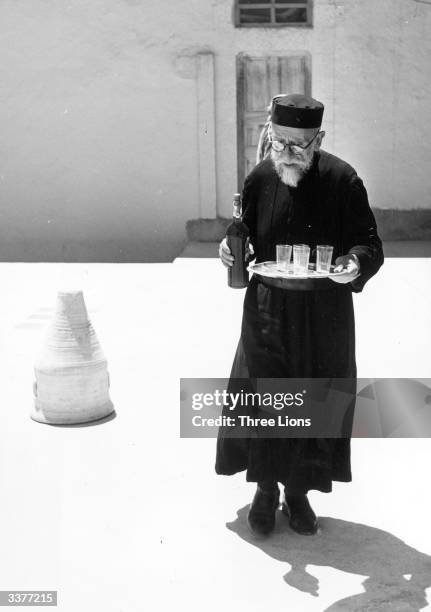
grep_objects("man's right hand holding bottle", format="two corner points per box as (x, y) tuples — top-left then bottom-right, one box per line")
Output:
(219, 237), (255, 268)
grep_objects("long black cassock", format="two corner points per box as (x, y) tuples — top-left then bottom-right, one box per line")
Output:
(215, 150), (384, 494)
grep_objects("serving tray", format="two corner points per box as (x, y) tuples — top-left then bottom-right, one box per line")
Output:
(247, 261), (345, 291)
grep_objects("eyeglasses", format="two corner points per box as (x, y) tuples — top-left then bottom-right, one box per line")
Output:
(268, 130), (322, 155)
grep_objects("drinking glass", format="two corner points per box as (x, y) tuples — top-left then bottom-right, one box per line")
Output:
(316, 245), (334, 274)
(276, 244), (292, 272)
(293, 244), (310, 275)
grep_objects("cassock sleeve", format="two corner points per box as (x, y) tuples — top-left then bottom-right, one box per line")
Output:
(342, 174), (384, 293)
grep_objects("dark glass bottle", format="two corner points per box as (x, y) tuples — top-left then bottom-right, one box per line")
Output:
(226, 193), (249, 288)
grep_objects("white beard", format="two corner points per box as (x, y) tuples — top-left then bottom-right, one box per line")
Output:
(271, 150), (313, 187)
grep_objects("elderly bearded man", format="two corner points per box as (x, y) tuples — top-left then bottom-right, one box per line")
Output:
(216, 94), (384, 537)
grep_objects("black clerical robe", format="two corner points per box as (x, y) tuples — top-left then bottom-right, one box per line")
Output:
(215, 150), (384, 493)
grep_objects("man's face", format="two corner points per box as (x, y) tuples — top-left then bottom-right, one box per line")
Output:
(270, 123), (324, 187)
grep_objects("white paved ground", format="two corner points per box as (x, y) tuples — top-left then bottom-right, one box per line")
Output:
(0, 257), (430, 611)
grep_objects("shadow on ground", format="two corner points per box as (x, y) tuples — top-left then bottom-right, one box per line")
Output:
(227, 505), (431, 611)
(41, 410), (117, 428)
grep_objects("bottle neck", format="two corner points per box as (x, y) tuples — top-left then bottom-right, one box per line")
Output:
(233, 204), (241, 220)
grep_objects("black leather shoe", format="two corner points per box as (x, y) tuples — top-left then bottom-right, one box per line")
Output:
(247, 485), (280, 536)
(282, 493), (318, 535)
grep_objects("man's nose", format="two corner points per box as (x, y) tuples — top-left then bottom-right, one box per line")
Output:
(280, 147), (294, 157)
(283, 149), (301, 162)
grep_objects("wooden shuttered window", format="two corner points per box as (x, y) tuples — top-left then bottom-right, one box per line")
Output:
(235, 0), (312, 27)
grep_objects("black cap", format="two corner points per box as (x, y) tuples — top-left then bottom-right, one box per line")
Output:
(271, 93), (324, 128)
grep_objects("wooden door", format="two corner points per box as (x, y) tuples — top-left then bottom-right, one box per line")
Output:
(236, 53), (311, 190)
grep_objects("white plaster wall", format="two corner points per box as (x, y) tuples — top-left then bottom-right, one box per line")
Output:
(0, 0), (201, 261)
(333, 0), (431, 212)
(0, 0), (430, 260)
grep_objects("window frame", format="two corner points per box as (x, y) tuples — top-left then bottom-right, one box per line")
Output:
(235, 0), (313, 28)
